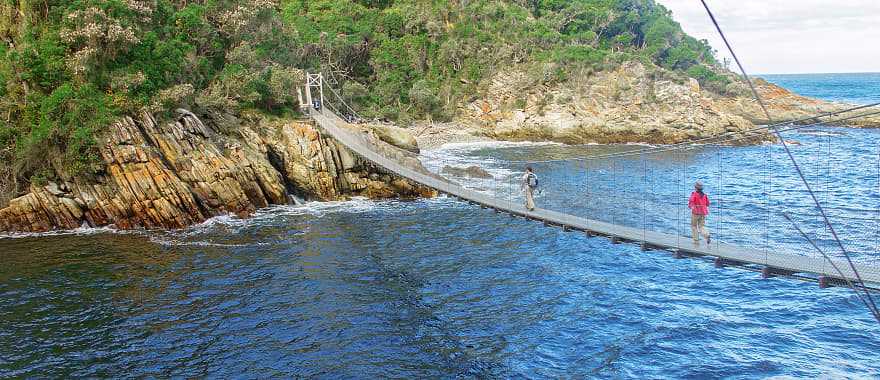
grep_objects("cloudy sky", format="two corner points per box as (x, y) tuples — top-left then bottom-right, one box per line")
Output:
(656, 0), (880, 74)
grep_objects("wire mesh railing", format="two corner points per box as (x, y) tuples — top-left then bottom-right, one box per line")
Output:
(305, 74), (880, 297)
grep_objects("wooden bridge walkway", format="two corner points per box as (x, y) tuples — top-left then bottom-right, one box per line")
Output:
(311, 108), (880, 289)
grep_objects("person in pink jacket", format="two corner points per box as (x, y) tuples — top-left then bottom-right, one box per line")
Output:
(688, 181), (711, 245)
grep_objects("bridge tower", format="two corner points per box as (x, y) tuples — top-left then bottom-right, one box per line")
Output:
(300, 73), (325, 112)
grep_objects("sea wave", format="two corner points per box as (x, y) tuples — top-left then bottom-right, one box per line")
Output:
(425, 140), (565, 153)
(0, 224), (131, 240)
(0, 197), (418, 241)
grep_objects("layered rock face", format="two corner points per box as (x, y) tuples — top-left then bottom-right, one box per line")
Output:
(462, 62), (878, 145)
(0, 112), (434, 233)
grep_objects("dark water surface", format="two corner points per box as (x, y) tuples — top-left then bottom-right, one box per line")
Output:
(2, 125), (879, 378)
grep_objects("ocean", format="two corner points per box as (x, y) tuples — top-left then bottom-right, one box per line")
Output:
(761, 72), (880, 105)
(1, 74), (879, 378)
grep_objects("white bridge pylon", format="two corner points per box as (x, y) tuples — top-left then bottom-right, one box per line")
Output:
(299, 72), (325, 111)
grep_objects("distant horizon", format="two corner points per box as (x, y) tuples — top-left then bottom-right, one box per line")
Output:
(757, 71), (880, 76)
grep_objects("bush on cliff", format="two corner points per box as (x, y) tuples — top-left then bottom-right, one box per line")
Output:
(0, 0), (725, 199)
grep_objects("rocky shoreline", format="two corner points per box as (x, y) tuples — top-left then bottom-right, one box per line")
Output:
(2, 62), (876, 233)
(0, 111), (434, 233)
(452, 62), (878, 145)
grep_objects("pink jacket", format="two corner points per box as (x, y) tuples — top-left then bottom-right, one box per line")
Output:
(688, 191), (710, 215)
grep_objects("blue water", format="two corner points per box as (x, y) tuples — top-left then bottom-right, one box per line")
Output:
(761, 72), (880, 105)
(2, 125), (879, 378)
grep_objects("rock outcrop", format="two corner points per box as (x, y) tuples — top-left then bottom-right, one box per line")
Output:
(460, 61), (878, 145)
(441, 165), (493, 179)
(717, 78), (880, 128)
(367, 124), (421, 154)
(0, 111), (434, 233)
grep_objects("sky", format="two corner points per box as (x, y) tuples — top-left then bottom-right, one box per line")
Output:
(656, 0), (880, 74)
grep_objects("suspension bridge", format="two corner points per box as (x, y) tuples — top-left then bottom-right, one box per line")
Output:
(298, 72), (880, 293)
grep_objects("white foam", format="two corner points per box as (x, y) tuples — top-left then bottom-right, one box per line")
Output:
(146, 236), (273, 248)
(0, 198), (406, 241)
(426, 140), (565, 154)
(796, 130), (847, 137)
(624, 142), (659, 148)
(0, 224), (128, 240)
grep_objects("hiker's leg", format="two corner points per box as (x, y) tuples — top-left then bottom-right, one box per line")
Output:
(700, 215), (710, 240)
(691, 214), (700, 242)
(525, 188), (535, 210)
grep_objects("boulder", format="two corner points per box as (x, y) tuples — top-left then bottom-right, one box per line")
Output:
(368, 124), (420, 153)
(441, 165), (494, 179)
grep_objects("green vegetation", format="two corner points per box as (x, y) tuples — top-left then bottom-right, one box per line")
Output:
(0, 0), (727, 201)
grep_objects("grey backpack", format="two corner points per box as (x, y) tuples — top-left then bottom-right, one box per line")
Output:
(527, 173), (538, 188)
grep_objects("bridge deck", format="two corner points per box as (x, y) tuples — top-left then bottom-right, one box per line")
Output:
(311, 109), (880, 287)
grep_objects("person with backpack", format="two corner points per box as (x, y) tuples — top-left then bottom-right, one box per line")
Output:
(522, 166), (538, 211)
(688, 181), (711, 245)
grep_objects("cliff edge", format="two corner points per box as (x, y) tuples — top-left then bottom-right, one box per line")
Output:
(458, 62), (878, 145)
(0, 111), (433, 233)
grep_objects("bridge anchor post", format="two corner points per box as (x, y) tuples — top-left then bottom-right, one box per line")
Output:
(761, 267), (796, 279)
(640, 242), (651, 251)
(818, 276), (846, 289)
(714, 258), (743, 268)
(672, 249), (704, 259)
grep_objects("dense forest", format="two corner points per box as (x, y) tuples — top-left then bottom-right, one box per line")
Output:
(0, 0), (726, 202)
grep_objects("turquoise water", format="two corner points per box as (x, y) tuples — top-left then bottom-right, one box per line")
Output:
(761, 72), (880, 105)
(1, 77), (880, 377)
(2, 127), (879, 378)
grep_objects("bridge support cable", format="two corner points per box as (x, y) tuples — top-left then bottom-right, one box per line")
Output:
(700, 0), (880, 321)
(783, 212), (880, 321)
(764, 135), (772, 268)
(677, 150), (683, 250)
(641, 150), (647, 246)
(306, 72), (880, 302)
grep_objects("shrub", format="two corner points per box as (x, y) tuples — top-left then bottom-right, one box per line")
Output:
(686, 64), (730, 93)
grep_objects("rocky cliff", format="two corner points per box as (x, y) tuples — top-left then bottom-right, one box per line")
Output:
(460, 62), (878, 145)
(0, 111), (434, 233)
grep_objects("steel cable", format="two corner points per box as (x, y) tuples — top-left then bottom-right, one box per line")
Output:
(699, 0), (880, 321)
